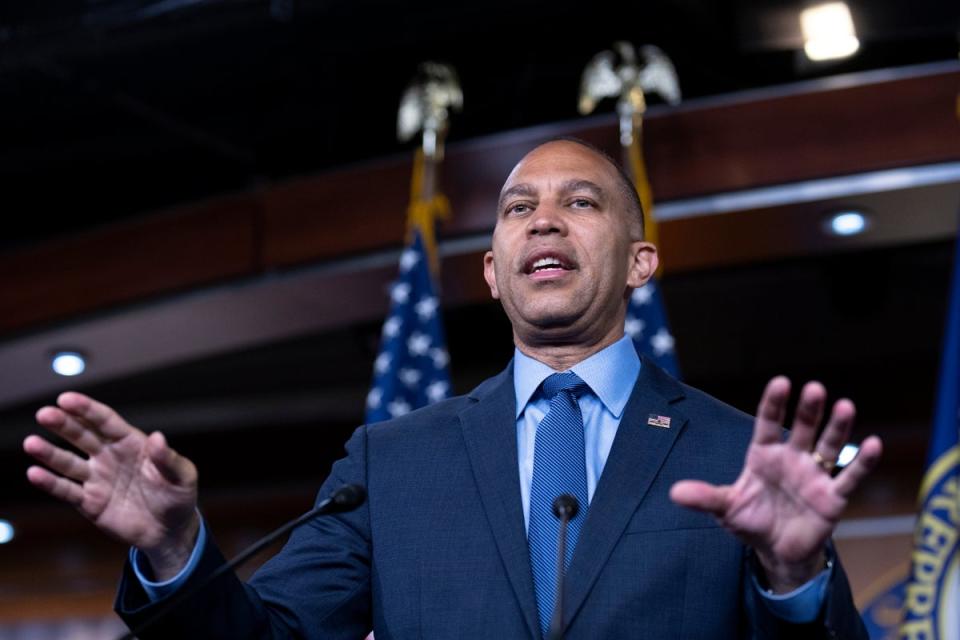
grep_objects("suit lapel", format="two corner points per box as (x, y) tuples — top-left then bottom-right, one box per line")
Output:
(562, 359), (689, 628)
(459, 365), (540, 640)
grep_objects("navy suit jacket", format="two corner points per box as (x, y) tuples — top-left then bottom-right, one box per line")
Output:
(116, 359), (867, 639)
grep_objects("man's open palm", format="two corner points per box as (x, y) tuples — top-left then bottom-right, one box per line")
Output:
(23, 392), (199, 571)
(671, 377), (883, 590)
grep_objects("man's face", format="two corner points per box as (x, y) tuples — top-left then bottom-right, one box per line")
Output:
(483, 141), (657, 350)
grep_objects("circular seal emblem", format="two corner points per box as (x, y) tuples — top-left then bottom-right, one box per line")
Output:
(900, 446), (958, 640)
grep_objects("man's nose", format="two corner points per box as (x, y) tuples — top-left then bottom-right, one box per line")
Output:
(527, 204), (567, 236)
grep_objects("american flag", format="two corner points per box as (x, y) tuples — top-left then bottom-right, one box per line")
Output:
(625, 280), (680, 377)
(365, 229), (452, 423)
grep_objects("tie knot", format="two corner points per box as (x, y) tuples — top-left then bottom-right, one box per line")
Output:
(542, 372), (588, 399)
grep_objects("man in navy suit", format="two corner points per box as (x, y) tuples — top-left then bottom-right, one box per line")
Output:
(24, 139), (882, 638)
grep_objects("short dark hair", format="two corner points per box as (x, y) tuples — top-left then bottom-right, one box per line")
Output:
(543, 136), (646, 238)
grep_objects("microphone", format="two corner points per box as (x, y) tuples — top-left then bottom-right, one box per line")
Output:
(548, 494), (579, 640)
(117, 484), (367, 640)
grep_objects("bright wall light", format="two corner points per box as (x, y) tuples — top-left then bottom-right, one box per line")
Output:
(52, 351), (87, 376)
(824, 210), (870, 237)
(801, 2), (860, 61)
(0, 519), (14, 544)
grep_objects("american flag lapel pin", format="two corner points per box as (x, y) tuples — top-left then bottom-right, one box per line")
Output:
(647, 414), (671, 429)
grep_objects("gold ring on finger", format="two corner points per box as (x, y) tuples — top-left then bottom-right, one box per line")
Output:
(812, 451), (836, 473)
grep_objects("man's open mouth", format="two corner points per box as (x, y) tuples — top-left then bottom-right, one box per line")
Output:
(523, 252), (576, 274)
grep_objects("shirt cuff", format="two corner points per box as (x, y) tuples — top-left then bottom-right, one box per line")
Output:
(129, 515), (207, 602)
(751, 557), (834, 623)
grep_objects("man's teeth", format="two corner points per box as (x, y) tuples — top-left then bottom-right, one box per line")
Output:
(532, 257), (563, 271)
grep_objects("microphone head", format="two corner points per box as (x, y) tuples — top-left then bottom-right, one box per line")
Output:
(552, 494), (579, 520)
(330, 484), (367, 511)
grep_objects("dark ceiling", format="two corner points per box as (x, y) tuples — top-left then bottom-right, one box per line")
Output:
(2, 0), (959, 250)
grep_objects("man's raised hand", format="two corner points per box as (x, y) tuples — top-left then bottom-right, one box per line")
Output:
(670, 377), (883, 592)
(23, 392), (200, 580)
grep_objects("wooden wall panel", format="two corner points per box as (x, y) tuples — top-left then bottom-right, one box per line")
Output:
(262, 161), (411, 266)
(2, 64), (958, 336)
(0, 195), (261, 334)
(644, 69), (960, 199)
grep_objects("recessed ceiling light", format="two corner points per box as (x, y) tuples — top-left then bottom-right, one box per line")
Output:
(801, 2), (860, 62)
(0, 520), (14, 544)
(824, 210), (870, 237)
(52, 351), (87, 377)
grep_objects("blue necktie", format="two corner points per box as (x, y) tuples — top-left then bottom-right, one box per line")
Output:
(528, 372), (590, 638)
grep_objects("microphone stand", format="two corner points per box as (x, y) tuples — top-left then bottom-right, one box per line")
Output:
(549, 494), (579, 640)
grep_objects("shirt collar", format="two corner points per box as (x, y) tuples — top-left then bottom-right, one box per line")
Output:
(513, 334), (641, 419)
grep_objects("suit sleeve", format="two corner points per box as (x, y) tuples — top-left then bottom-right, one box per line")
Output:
(115, 425), (373, 640)
(743, 544), (868, 640)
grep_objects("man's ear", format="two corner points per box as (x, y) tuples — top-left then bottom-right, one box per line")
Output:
(483, 250), (500, 299)
(626, 242), (659, 289)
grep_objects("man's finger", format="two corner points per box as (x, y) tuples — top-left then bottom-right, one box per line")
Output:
(23, 435), (91, 483)
(786, 381), (826, 451)
(147, 432), (197, 488)
(812, 399), (856, 466)
(753, 377), (791, 445)
(26, 465), (85, 507)
(35, 406), (104, 455)
(57, 392), (134, 442)
(833, 435), (883, 497)
(669, 480), (730, 516)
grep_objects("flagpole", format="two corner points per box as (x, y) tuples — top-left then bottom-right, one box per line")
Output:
(622, 103), (658, 255)
(364, 62), (460, 424)
(398, 63), (460, 277)
(578, 41), (683, 377)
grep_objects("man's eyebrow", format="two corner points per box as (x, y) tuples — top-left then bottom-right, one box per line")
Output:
(559, 179), (605, 199)
(498, 183), (537, 209)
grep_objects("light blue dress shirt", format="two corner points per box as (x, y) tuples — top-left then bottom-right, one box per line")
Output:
(136, 334), (830, 622)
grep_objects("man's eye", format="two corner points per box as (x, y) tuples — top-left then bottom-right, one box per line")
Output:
(507, 203), (531, 215)
(571, 198), (595, 208)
